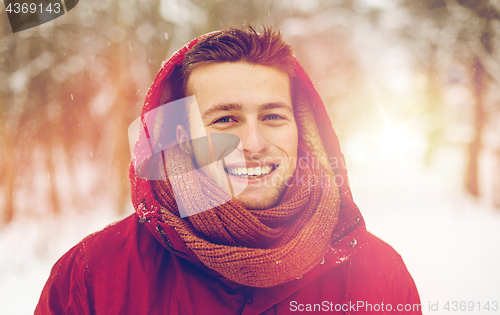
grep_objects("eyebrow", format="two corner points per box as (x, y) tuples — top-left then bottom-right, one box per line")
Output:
(202, 102), (293, 120)
(261, 102), (294, 113)
(202, 103), (242, 119)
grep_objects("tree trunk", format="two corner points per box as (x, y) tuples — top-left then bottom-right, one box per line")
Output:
(494, 149), (500, 209)
(45, 143), (60, 214)
(465, 58), (485, 197)
(1, 137), (16, 224)
(424, 63), (444, 166)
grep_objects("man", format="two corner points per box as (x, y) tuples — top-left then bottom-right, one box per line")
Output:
(36, 26), (421, 314)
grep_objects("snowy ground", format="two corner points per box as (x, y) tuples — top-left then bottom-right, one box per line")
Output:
(346, 142), (500, 314)
(0, 202), (129, 315)
(1, 144), (499, 314)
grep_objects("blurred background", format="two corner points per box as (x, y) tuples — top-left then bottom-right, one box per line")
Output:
(1, 0), (499, 313)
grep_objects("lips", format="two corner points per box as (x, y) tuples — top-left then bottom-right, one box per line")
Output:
(224, 164), (279, 178)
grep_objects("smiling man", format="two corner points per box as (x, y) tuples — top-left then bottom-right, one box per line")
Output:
(177, 62), (298, 210)
(36, 26), (422, 314)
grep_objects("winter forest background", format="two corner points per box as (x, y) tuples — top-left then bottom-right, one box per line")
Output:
(1, 0), (500, 313)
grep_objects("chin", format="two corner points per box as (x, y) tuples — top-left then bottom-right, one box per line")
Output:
(236, 199), (278, 210)
(234, 189), (283, 210)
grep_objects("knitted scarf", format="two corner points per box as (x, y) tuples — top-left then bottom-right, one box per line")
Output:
(150, 94), (341, 288)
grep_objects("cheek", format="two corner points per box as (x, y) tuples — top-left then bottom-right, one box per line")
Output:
(188, 124), (207, 140)
(270, 125), (298, 158)
(186, 101), (207, 140)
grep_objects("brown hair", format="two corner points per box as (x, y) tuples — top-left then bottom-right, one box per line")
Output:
(180, 25), (295, 96)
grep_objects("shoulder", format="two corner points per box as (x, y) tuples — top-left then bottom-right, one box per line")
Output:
(35, 215), (138, 315)
(44, 214), (143, 278)
(42, 213), (142, 277)
(351, 231), (414, 283)
(348, 231), (421, 309)
(354, 232), (406, 266)
(36, 214), (165, 314)
(76, 213), (168, 275)
(78, 214), (142, 257)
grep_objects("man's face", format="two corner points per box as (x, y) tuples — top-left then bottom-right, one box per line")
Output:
(179, 62), (298, 210)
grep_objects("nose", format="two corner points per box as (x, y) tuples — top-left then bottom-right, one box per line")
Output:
(239, 119), (269, 155)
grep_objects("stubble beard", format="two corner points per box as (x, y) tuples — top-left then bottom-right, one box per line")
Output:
(234, 177), (290, 210)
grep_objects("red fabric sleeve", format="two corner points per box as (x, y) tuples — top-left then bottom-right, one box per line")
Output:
(35, 243), (93, 315)
(393, 255), (422, 315)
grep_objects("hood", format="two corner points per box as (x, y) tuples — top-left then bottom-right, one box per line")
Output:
(128, 31), (366, 267)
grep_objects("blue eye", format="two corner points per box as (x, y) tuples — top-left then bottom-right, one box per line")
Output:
(265, 114), (283, 120)
(214, 116), (234, 124)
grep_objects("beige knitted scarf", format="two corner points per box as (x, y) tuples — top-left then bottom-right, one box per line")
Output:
(152, 97), (340, 288)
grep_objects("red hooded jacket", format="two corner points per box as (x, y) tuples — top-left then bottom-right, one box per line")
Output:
(35, 33), (422, 315)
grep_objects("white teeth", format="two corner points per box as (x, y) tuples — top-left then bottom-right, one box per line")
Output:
(226, 165), (275, 177)
(263, 166), (271, 174)
(255, 167), (261, 176)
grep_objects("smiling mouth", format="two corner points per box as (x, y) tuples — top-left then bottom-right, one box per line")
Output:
(224, 164), (279, 178)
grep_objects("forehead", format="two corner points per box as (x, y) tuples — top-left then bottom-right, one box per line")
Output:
(186, 62), (292, 114)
